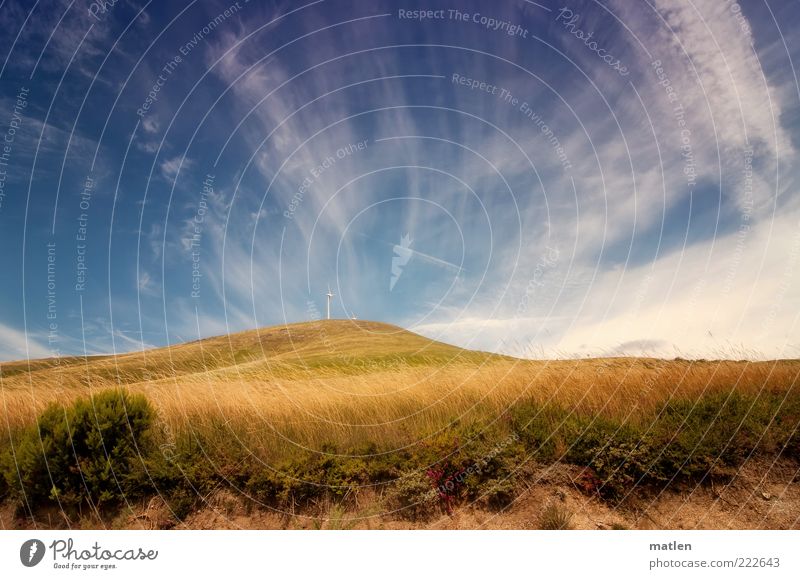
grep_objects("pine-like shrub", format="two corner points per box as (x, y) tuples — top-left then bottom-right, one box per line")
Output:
(1, 389), (155, 510)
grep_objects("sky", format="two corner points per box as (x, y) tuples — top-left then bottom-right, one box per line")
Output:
(0, 0), (798, 361)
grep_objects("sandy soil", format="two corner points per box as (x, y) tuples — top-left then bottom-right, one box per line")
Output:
(4, 458), (796, 530)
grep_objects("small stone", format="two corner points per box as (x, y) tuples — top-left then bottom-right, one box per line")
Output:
(761, 491), (771, 501)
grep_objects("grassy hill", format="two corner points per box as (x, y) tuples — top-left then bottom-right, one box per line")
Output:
(0, 320), (501, 385)
(0, 320), (516, 454)
(1, 320), (799, 529)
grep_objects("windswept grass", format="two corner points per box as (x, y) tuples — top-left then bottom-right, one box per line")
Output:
(0, 320), (798, 522)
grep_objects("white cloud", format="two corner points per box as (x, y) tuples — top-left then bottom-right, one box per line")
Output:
(142, 116), (159, 134)
(112, 329), (155, 352)
(136, 140), (159, 154)
(137, 270), (160, 297)
(0, 323), (50, 361)
(160, 155), (193, 182)
(415, 207), (800, 360)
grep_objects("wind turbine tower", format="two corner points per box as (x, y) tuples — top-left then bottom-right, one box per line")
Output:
(326, 285), (335, 320)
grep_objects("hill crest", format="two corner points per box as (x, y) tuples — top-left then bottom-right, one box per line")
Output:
(0, 320), (501, 384)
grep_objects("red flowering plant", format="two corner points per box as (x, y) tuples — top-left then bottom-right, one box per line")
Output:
(425, 456), (470, 515)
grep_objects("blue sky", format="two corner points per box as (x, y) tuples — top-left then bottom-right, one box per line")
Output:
(0, 0), (799, 361)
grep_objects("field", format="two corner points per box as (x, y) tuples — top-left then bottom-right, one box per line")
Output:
(1, 320), (799, 529)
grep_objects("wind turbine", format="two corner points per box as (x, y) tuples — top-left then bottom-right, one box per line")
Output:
(326, 285), (334, 320)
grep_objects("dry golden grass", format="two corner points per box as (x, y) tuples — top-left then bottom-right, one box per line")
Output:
(2, 320), (798, 460)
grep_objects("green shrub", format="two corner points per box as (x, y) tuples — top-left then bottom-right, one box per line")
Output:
(247, 464), (314, 507)
(512, 391), (800, 500)
(310, 452), (370, 499)
(462, 437), (524, 509)
(1, 390), (155, 510)
(245, 450), (370, 509)
(384, 472), (436, 521)
(143, 434), (221, 519)
(407, 425), (525, 511)
(772, 394), (800, 458)
(563, 417), (654, 498)
(650, 391), (791, 482)
(479, 476), (517, 509)
(512, 403), (571, 461)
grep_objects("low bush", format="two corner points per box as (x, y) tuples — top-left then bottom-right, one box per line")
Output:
(512, 403), (571, 461)
(1, 389), (155, 511)
(649, 391), (799, 484)
(143, 435), (222, 519)
(565, 419), (655, 498)
(384, 472), (436, 520)
(1, 386), (797, 522)
(245, 447), (380, 509)
(512, 390), (800, 499)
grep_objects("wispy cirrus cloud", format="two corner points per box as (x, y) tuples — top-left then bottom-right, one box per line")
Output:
(1, 0), (798, 361)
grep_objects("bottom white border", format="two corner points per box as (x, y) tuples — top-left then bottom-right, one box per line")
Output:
(1, 530), (797, 578)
